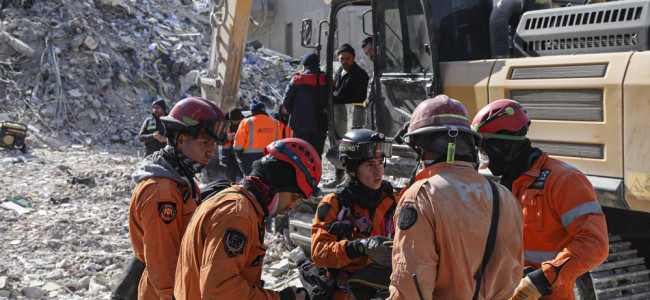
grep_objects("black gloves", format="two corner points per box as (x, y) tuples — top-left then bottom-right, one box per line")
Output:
(327, 220), (354, 237)
(345, 236), (393, 267)
(527, 268), (552, 296)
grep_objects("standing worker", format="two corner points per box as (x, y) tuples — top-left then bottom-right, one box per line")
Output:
(128, 97), (228, 300)
(282, 51), (328, 157)
(311, 129), (397, 300)
(361, 37), (376, 127)
(138, 98), (168, 157)
(389, 95), (524, 299)
(221, 107), (245, 182)
(472, 99), (609, 300)
(326, 43), (370, 188)
(233, 100), (280, 176)
(174, 138), (321, 300)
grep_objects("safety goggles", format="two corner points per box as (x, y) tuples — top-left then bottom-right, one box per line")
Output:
(341, 141), (393, 159)
(194, 118), (230, 142)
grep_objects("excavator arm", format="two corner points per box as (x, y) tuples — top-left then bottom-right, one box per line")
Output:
(199, 0), (254, 112)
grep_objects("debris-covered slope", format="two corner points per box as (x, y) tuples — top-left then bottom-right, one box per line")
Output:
(0, 0), (297, 152)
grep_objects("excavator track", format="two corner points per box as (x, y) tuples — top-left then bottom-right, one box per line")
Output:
(576, 235), (650, 299)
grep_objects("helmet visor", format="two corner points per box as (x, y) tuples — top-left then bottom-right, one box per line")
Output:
(199, 118), (230, 142)
(356, 141), (393, 159)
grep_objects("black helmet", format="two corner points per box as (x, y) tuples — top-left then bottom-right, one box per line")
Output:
(339, 129), (392, 172)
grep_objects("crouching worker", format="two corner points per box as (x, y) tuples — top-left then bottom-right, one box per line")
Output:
(174, 138), (321, 300)
(310, 129), (398, 300)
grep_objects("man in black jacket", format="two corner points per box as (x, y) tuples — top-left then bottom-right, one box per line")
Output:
(282, 51), (328, 157)
(326, 44), (369, 188)
(138, 98), (167, 157)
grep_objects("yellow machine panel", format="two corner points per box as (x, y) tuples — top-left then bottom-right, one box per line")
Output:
(488, 52), (631, 179)
(622, 51), (650, 211)
(440, 60), (496, 116)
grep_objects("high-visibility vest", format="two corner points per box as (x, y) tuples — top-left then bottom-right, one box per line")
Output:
(233, 114), (279, 154)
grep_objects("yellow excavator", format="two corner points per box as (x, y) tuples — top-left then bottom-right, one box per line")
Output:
(197, 0), (257, 113)
(289, 0), (650, 298)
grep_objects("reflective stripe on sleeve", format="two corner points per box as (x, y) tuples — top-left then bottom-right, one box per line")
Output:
(561, 201), (603, 228)
(525, 250), (561, 264)
(248, 119), (254, 150)
(242, 149), (264, 154)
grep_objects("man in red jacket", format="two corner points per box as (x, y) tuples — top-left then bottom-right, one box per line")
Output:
(472, 99), (609, 300)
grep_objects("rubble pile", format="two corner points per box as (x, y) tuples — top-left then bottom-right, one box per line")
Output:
(0, 148), (309, 299)
(0, 0), (297, 152)
(1, 0), (307, 299)
(0, 149), (140, 299)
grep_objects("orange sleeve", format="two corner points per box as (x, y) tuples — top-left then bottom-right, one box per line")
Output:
(389, 185), (439, 300)
(199, 213), (280, 300)
(139, 182), (185, 299)
(542, 171), (609, 288)
(310, 194), (355, 269)
(233, 118), (249, 150)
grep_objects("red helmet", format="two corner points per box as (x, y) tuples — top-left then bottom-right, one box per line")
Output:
(265, 138), (322, 198)
(404, 94), (480, 143)
(471, 99), (530, 140)
(161, 97), (229, 142)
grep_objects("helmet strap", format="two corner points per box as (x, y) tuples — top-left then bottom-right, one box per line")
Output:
(268, 193), (280, 216)
(446, 129), (459, 164)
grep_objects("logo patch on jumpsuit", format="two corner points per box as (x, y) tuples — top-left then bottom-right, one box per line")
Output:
(530, 170), (551, 189)
(224, 228), (247, 257)
(397, 204), (418, 230)
(157, 202), (177, 224)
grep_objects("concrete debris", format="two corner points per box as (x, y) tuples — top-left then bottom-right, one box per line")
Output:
(0, 31), (35, 57)
(0, 144), (317, 298)
(0, 0), (314, 298)
(0, 0), (298, 153)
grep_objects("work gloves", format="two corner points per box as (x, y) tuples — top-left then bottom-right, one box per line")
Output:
(510, 268), (552, 300)
(345, 236), (393, 267)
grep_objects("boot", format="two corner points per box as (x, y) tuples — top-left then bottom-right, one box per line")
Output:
(323, 169), (346, 188)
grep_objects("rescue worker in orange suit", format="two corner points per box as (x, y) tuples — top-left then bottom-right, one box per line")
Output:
(311, 129), (398, 300)
(138, 98), (168, 157)
(388, 95), (524, 300)
(282, 51), (328, 157)
(174, 138), (321, 300)
(221, 107), (245, 182)
(471, 99), (609, 300)
(234, 100), (280, 176)
(128, 97), (229, 300)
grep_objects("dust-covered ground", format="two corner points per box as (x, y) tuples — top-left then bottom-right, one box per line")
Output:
(0, 144), (317, 299)
(0, 0), (309, 298)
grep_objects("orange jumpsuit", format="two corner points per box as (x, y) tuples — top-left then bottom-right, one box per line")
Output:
(174, 185), (286, 300)
(513, 152), (608, 299)
(233, 114), (280, 175)
(129, 177), (200, 300)
(388, 161), (524, 300)
(311, 187), (397, 299)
